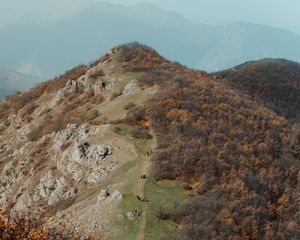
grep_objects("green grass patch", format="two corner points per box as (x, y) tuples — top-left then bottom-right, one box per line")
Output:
(144, 178), (193, 240)
(112, 124), (133, 136)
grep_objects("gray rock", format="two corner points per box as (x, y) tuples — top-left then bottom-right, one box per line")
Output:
(97, 190), (110, 204)
(94, 81), (105, 94)
(127, 210), (140, 220)
(14, 190), (32, 213)
(47, 177), (68, 206)
(56, 211), (65, 219)
(122, 80), (140, 96)
(66, 161), (84, 181)
(65, 187), (77, 198)
(111, 190), (123, 200)
(86, 168), (108, 183)
(38, 170), (56, 199)
(71, 142), (112, 167)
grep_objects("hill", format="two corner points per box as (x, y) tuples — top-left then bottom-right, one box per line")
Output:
(0, 44), (299, 239)
(215, 59), (300, 119)
(0, 66), (42, 99)
(1, 2), (300, 78)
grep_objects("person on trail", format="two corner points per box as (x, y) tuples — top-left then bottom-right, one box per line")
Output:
(146, 149), (152, 155)
(137, 195), (147, 202)
(134, 210), (141, 216)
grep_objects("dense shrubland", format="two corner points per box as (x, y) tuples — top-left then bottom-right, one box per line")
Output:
(216, 59), (300, 119)
(0, 208), (98, 240)
(117, 43), (300, 239)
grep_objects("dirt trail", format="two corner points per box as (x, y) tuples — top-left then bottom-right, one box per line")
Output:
(135, 139), (156, 240)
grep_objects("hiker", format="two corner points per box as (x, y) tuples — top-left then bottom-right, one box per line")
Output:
(137, 195), (147, 202)
(134, 210), (141, 217)
(146, 149), (152, 156)
(140, 174), (147, 179)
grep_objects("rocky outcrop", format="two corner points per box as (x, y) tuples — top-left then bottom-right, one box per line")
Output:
(33, 171), (72, 206)
(0, 47), (144, 239)
(0, 118), (118, 211)
(71, 142), (112, 167)
(97, 189), (123, 205)
(49, 124), (114, 183)
(49, 70), (106, 108)
(38, 170), (56, 200)
(111, 190), (123, 200)
(122, 80), (140, 96)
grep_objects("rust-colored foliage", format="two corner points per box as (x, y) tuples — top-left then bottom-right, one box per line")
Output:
(119, 43), (300, 239)
(0, 208), (99, 240)
(0, 65), (88, 122)
(217, 59), (300, 119)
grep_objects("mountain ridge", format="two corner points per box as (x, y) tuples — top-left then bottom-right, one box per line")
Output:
(215, 58), (300, 119)
(0, 43), (299, 239)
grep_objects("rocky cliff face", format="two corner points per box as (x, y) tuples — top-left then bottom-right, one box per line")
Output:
(0, 46), (157, 238)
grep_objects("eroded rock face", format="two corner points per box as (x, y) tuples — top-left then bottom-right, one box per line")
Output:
(71, 142), (112, 166)
(122, 80), (140, 96)
(52, 124), (113, 183)
(47, 177), (68, 206)
(111, 190), (123, 200)
(97, 189), (123, 205)
(38, 170), (56, 199)
(49, 70), (106, 108)
(0, 51), (138, 238)
(0, 122), (116, 217)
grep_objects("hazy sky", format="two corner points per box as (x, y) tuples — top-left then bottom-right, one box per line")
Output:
(0, 0), (300, 34)
(108, 0), (300, 34)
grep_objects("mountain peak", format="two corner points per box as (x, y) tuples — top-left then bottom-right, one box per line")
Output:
(0, 45), (299, 239)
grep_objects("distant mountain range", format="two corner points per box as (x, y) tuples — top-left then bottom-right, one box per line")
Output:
(1, 1), (300, 80)
(0, 66), (41, 99)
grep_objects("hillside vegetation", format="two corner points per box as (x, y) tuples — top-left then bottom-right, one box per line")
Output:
(117, 44), (300, 239)
(216, 59), (300, 119)
(0, 43), (299, 239)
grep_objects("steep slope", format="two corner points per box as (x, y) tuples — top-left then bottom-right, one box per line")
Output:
(0, 45), (164, 239)
(2, 2), (300, 79)
(0, 66), (42, 99)
(215, 59), (300, 119)
(119, 45), (299, 239)
(0, 44), (299, 239)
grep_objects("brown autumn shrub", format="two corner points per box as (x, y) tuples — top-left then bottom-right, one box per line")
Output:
(50, 115), (65, 133)
(27, 127), (43, 142)
(217, 59), (300, 119)
(124, 102), (136, 110)
(0, 208), (99, 240)
(116, 43), (300, 239)
(89, 68), (105, 79)
(90, 95), (104, 105)
(122, 107), (146, 125)
(131, 127), (153, 139)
